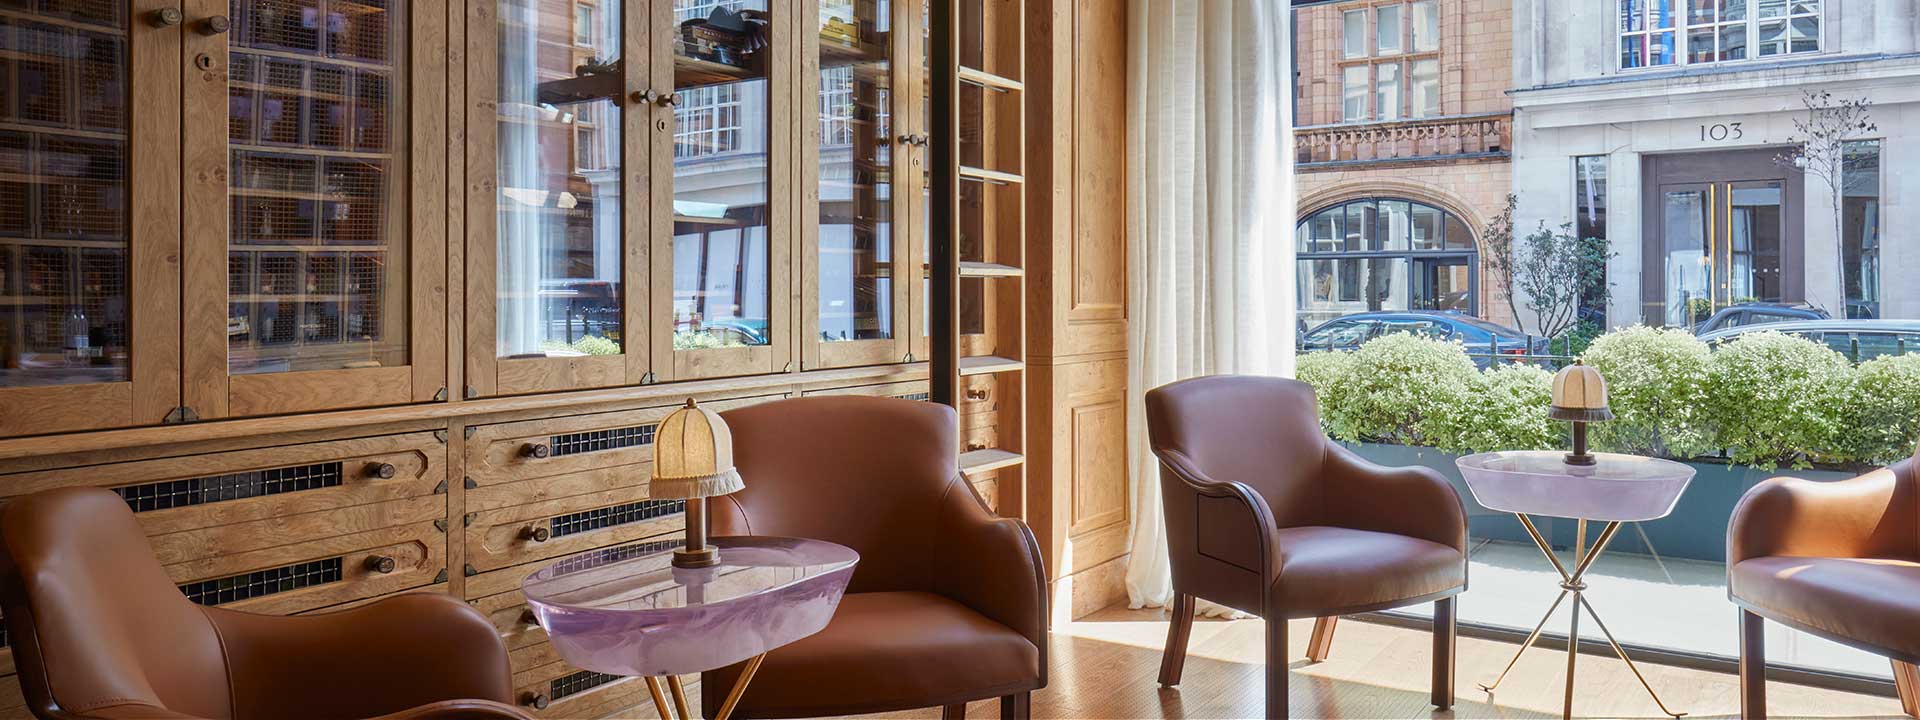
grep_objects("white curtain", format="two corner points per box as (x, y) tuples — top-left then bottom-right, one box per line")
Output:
(1123, 0), (1295, 610)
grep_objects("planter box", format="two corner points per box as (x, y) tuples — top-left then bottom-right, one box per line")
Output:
(1342, 441), (1856, 563)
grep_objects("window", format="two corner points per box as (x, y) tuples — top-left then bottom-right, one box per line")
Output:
(1409, 59), (1439, 117)
(1342, 65), (1368, 121)
(1376, 5), (1402, 55)
(1411, 0), (1438, 52)
(1842, 140), (1880, 318)
(1621, 0), (1819, 69)
(573, 3), (597, 46)
(674, 85), (744, 159)
(1343, 9), (1367, 58)
(819, 67), (855, 147)
(1296, 198), (1475, 328)
(1374, 63), (1401, 121)
(1575, 155), (1609, 323)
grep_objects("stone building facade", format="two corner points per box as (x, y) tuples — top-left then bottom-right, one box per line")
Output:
(1292, 0), (1518, 331)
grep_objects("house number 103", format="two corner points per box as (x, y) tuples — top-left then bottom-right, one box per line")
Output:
(1700, 122), (1745, 141)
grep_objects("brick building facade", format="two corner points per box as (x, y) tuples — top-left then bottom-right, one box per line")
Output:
(1291, 0), (1517, 330)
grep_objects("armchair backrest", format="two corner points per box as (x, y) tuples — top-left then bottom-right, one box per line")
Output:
(1145, 375), (1331, 529)
(715, 397), (962, 594)
(0, 487), (232, 719)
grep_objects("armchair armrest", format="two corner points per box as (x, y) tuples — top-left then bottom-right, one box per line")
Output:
(204, 593), (522, 718)
(1155, 449), (1283, 583)
(932, 476), (1049, 683)
(1728, 465), (1916, 564)
(1321, 444), (1467, 553)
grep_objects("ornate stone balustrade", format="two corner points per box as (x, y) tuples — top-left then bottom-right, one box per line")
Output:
(1295, 112), (1512, 168)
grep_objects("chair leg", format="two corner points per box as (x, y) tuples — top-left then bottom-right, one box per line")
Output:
(1432, 597), (1456, 710)
(1740, 609), (1767, 720)
(1893, 660), (1920, 718)
(999, 692), (1031, 720)
(941, 703), (968, 720)
(1266, 614), (1289, 720)
(1159, 592), (1197, 687)
(1306, 616), (1337, 663)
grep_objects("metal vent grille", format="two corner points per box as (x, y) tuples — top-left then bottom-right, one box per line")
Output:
(179, 557), (343, 606)
(114, 461), (344, 513)
(550, 669), (622, 701)
(549, 539), (680, 577)
(895, 392), (930, 401)
(549, 500), (683, 539)
(550, 423), (657, 457)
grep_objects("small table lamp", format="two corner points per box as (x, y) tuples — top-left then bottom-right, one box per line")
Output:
(1549, 361), (1614, 466)
(650, 398), (745, 569)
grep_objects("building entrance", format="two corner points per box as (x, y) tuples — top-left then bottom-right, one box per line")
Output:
(1640, 149), (1805, 327)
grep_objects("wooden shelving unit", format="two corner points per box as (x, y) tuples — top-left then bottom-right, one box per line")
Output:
(931, 0), (1028, 515)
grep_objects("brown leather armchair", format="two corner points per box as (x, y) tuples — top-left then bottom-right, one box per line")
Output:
(1146, 375), (1468, 720)
(701, 396), (1047, 720)
(0, 487), (529, 720)
(1728, 445), (1920, 720)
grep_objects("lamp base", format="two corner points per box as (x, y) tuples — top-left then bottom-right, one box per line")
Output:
(672, 546), (720, 569)
(1563, 452), (1597, 466)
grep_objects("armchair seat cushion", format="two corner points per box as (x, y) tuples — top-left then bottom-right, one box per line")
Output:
(1731, 556), (1920, 659)
(709, 591), (1041, 718)
(1270, 526), (1466, 616)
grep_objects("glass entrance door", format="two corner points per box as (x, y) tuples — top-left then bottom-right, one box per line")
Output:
(1658, 179), (1785, 328)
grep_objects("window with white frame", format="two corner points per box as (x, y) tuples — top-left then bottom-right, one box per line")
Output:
(675, 0), (747, 22)
(674, 85), (743, 159)
(1620, 0), (1821, 70)
(1335, 0), (1439, 122)
(820, 66), (856, 147)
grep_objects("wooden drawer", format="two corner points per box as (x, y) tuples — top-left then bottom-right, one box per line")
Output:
(0, 432), (446, 561)
(164, 520), (445, 616)
(466, 397), (769, 489)
(514, 660), (661, 718)
(465, 483), (684, 576)
(802, 380), (930, 401)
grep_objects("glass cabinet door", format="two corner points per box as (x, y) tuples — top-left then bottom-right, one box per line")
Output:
(650, 0), (789, 380)
(0, 1), (179, 435)
(803, 0), (910, 369)
(184, 0), (445, 417)
(469, 0), (647, 396)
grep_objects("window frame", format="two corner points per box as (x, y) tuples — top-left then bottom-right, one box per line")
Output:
(1333, 1), (1441, 124)
(1618, 0), (1826, 72)
(1295, 198), (1480, 329)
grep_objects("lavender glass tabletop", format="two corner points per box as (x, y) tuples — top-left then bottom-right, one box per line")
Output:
(523, 536), (858, 678)
(1456, 451), (1695, 522)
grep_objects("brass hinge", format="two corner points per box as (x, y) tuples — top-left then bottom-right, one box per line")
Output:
(464, 477), (478, 490)
(433, 479), (448, 494)
(464, 385), (478, 400)
(904, 352), (917, 363)
(463, 512), (477, 527)
(641, 371), (657, 385)
(433, 519), (449, 533)
(433, 387), (449, 402)
(433, 429), (450, 444)
(783, 361), (795, 373)
(162, 406), (199, 424)
(463, 563), (478, 577)
(433, 569), (449, 583)
(464, 426), (476, 439)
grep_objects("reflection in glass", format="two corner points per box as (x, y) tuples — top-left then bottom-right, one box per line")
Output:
(1297, 257), (1407, 328)
(227, 0), (408, 375)
(674, 0), (772, 349)
(1413, 257), (1471, 312)
(1661, 189), (1709, 327)
(0, 4), (129, 387)
(1842, 140), (1880, 319)
(495, 0), (623, 359)
(1726, 183), (1782, 305)
(818, 0), (893, 343)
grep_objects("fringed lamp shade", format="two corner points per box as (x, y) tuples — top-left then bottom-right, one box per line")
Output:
(650, 399), (744, 499)
(650, 399), (743, 568)
(1549, 362), (1615, 422)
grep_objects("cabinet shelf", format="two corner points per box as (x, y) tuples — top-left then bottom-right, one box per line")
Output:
(959, 448), (1024, 475)
(958, 261), (1021, 278)
(957, 355), (1022, 376)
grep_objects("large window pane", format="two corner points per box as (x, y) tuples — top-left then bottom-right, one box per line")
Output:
(494, 0), (621, 359)
(0, 5), (129, 387)
(817, 0), (892, 343)
(1842, 140), (1880, 319)
(1410, 0), (1438, 52)
(1342, 9), (1366, 58)
(230, 0), (409, 374)
(1409, 59), (1439, 117)
(1376, 5), (1401, 55)
(1298, 257), (1409, 327)
(1342, 65), (1368, 121)
(1576, 155), (1609, 320)
(1375, 63), (1401, 122)
(674, 0), (773, 349)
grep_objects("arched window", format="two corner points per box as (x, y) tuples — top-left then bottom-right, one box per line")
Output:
(1295, 198), (1477, 329)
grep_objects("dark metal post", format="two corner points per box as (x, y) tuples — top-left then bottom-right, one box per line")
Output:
(928, 0), (958, 407)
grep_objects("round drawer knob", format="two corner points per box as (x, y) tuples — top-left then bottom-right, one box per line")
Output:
(195, 15), (230, 35)
(522, 442), (551, 459)
(365, 462), (397, 479)
(524, 693), (550, 710)
(147, 8), (183, 27)
(522, 525), (551, 543)
(364, 555), (396, 574)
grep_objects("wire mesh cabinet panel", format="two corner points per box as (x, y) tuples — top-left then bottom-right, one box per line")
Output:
(181, 0), (447, 418)
(0, 1), (182, 436)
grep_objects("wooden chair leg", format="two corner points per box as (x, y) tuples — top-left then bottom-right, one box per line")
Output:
(1893, 659), (1920, 718)
(941, 703), (968, 720)
(1432, 597), (1456, 710)
(1306, 616), (1337, 662)
(1159, 592), (1197, 687)
(1740, 609), (1767, 720)
(1266, 614), (1289, 720)
(999, 692), (1031, 720)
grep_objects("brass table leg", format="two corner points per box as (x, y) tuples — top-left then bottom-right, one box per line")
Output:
(715, 654), (768, 720)
(1480, 515), (1684, 719)
(668, 675), (693, 720)
(645, 677), (673, 719)
(645, 656), (765, 720)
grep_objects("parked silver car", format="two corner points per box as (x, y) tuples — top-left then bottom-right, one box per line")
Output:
(1696, 320), (1920, 363)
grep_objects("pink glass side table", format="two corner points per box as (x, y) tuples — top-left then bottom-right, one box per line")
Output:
(1456, 451), (1695, 720)
(523, 536), (858, 720)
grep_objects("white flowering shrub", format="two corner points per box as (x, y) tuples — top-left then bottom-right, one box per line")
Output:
(1320, 333), (1478, 451)
(1845, 353), (1920, 465)
(1458, 364), (1558, 452)
(1581, 326), (1714, 459)
(1704, 330), (1854, 470)
(1295, 350), (1353, 432)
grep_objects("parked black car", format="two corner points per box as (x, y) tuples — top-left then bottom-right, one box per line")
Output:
(1692, 302), (1828, 336)
(1298, 312), (1550, 367)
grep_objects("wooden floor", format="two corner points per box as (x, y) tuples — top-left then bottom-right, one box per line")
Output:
(648, 606), (1907, 719)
